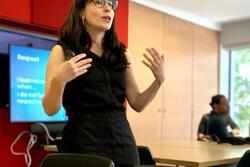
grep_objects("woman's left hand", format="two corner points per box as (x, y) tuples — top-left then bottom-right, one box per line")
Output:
(142, 48), (165, 85)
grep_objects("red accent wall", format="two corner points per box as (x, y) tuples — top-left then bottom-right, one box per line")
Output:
(0, 0), (128, 166)
(0, 0), (31, 23)
(115, 0), (129, 46)
(32, 0), (72, 29)
(31, 0), (128, 45)
(0, 109), (47, 166)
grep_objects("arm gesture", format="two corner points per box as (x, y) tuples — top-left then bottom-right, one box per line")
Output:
(142, 48), (165, 85)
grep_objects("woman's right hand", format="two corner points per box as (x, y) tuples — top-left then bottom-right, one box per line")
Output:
(54, 53), (92, 84)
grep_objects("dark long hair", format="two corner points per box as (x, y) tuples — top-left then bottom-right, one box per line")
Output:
(58, 0), (127, 67)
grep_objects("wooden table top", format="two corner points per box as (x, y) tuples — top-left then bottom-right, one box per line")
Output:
(44, 139), (250, 167)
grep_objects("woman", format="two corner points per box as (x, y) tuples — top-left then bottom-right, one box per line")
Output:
(42, 0), (165, 166)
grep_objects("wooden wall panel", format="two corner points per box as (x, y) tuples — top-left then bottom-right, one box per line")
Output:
(128, 2), (219, 140)
(162, 15), (193, 139)
(192, 25), (219, 139)
(127, 2), (164, 140)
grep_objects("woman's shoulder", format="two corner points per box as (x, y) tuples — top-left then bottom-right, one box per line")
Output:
(49, 44), (65, 61)
(52, 44), (63, 51)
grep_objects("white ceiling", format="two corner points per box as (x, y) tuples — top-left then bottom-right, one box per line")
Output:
(130, 0), (250, 31)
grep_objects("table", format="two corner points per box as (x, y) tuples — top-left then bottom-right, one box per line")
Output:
(44, 140), (250, 167)
(137, 140), (249, 167)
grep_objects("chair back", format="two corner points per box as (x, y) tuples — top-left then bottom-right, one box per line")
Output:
(237, 150), (250, 167)
(137, 146), (156, 165)
(54, 137), (63, 152)
(40, 153), (115, 167)
(137, 146), (176, 167)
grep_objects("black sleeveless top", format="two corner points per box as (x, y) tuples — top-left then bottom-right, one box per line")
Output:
(61, 49), (139, 166)
(62, 49), (126, 116)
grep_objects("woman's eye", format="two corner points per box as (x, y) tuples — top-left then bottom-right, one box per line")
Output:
(95, 0), (104, 5)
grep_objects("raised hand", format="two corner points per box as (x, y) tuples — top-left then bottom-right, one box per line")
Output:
(142, 48), (165, 85)
(55, 53), (92, 84)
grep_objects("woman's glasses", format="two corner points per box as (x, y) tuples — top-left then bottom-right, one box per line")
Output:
(93, 0), (118, 10)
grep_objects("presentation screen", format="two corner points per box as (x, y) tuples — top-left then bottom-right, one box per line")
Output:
(10, 45), (68, 122)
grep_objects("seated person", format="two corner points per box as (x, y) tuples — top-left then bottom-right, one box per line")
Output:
(197, 112), (239, 141)
(207, 94), (245, 144)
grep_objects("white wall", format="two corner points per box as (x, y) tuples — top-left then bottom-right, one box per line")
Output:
(220, 19), (250, 49)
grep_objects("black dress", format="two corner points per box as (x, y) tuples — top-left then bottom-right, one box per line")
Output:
(62, 49), (139, 166)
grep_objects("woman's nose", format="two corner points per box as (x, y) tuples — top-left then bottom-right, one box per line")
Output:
(103, 1), (112, 11)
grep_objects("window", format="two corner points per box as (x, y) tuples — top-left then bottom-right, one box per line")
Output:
(230, 48), (250, 137)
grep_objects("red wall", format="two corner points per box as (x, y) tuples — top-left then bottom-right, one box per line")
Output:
(0, 0), (128, 166)
(0, 109), (47, 166)
(31, 0), (128, 45)
(0, 0), (31, 23)
(115, 0), (129, 46)
(0, 0), (128, 45)
(31, 0), (72, 29)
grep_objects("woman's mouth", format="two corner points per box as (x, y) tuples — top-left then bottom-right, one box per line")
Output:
(102, 16), (111, 22)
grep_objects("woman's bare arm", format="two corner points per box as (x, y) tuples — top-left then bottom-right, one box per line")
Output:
(125, 48), (165, 112)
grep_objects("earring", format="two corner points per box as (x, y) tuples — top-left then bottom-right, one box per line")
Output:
(82, 17), (85, 26)
(80, 12), (85, 26)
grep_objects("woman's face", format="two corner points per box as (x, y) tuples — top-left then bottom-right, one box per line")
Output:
(82, 0), (115, 32)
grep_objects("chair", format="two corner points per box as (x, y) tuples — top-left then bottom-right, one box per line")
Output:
(137, 146), (173, 167)
(40, 153), (115, 167)
(237, 150), (250, 167)
(137, 146), (156, 165)
(54, 137), (63, 152)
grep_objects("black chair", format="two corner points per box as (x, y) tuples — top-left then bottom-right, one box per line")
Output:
(40, 153), (115, 167)
(137, 146), (173, 167)
(137, 146), (156, 165)
(237, 150), (250, 167)
(54, 137), (63, 152)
